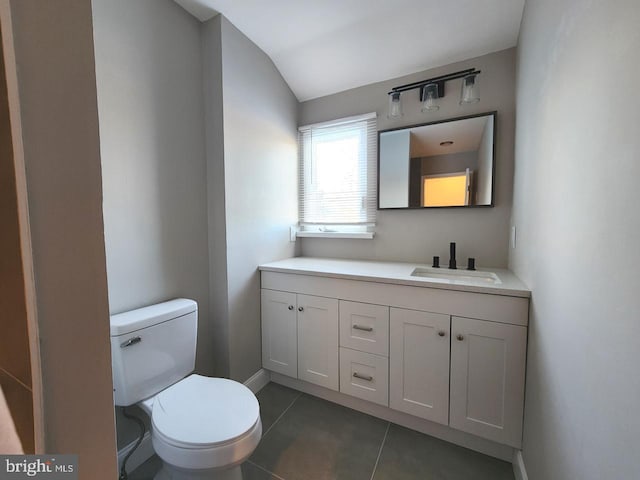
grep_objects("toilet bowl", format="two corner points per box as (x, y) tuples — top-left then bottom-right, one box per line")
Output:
(141, 375), (262, 480)
(110, 299), (261, 479)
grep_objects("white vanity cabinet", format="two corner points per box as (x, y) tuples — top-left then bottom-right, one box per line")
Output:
(339, 300), (389, 356)
(297, 294), (339, 391)
(338, 300), (390, 406)
(261, 289), (339, 391)
(389, 308), (450, 425)
(259, 258), (530, 452)
(261, 289), (297, 377)
(339, 347), (389, 406)
(450, 316), (527, 446)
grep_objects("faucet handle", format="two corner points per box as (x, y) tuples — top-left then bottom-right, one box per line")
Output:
(432, 256), (440, 268)
(449, 242), (457, 270)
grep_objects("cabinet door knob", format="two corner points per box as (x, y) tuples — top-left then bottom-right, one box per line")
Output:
(456, 334), (464, 341)
(438, 331), (446, 337)
(298, 306), (304, 312)
(288, 305), (294, 310)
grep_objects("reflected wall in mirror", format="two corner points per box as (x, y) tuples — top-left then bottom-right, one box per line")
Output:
(378, 112), (496, 209)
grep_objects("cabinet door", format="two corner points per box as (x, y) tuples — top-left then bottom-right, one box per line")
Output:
(261, 289), (297, 377)
(450, 317), (527, 448)
(339, 300), (389, 356)
(389, 308), (450, 425)
(297, 294), (339, 391)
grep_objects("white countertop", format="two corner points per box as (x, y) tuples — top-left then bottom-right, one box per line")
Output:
(259, 257), (530, 298)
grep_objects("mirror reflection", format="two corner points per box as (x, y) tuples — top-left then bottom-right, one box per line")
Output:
(378, 112), (495, 209)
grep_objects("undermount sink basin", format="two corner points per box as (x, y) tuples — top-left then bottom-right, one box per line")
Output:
(410, 267), (502, 285)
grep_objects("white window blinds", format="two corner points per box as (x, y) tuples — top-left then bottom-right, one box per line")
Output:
(298, 113), (377, 227)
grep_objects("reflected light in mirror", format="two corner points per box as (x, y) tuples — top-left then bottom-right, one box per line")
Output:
(423, 174), (468, 207)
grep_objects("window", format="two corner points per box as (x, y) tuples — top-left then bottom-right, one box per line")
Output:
(298, 113), (377, 237)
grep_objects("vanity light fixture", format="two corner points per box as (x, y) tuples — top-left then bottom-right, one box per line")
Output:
(460, 73), (480, 104)
(387, 68), (481, 117)
(387, 91), (403, 118)
(421, 83), (440, 112)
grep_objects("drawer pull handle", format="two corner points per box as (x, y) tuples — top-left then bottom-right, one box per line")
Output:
(456, 334), (464, 341)
(353, 372), (373, 382)
(288, 305), (294, 310)
(353, 324), (373, 332)
(298, 307), (304, 312)
(438, 331), (446, 337)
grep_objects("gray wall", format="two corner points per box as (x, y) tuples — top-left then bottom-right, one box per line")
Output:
(299, 48), (515, 268)
(511, 1), (640, 479)
(220, 17), (299, 382)
(92, 0), (211, 449)
(201, 15), (230, 379)
(202, 16), (299, 382)
(4, 0), (118, 475)
(420, 151), (478, 176)
(93, 0), (211, 370)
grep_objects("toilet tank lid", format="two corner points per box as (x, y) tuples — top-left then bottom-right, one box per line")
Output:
(110, 298), (197, 336)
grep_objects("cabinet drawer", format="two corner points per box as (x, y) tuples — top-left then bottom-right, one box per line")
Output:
(339, 348), (389, 407)
(339, 301), (389, 356)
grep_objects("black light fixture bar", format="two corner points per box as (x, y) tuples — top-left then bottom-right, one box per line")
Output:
(388, 68), (481, 99)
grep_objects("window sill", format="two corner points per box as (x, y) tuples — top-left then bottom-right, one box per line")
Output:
(296, 231), (375, 240)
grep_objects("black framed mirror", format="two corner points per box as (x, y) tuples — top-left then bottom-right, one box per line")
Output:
(378, 112), (496, 209)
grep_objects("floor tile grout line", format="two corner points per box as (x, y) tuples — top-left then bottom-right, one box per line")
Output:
(247, 459), (287, 480)
(369, 422), (390, 480)
(261, 391), (302, 440)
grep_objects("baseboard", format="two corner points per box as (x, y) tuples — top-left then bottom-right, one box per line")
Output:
(117, 431), (153, 474)
(513, 450), (529, 480)
(270, 372), (514, 462)
(244, 368), (271, 393)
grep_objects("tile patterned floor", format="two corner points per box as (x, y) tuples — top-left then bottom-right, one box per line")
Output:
(129, 382), (514, 480)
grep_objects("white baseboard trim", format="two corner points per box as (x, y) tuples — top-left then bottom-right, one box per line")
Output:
(513, 450), (529, 480)
(244, 368), (271, 393)
(117, 431), (153, 474)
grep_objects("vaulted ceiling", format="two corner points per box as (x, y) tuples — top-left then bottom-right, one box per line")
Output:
(175, 0), (525, 101)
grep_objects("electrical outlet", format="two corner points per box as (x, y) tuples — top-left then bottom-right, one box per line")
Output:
(510, 226), (517, 249)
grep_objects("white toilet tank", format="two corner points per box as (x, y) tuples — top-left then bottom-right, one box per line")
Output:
(110, 298), (198, 406)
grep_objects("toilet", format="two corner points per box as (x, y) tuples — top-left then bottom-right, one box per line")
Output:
(110, 299), (262, 480)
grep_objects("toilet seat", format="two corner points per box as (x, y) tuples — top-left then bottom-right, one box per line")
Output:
(146, 374), (262, 470)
